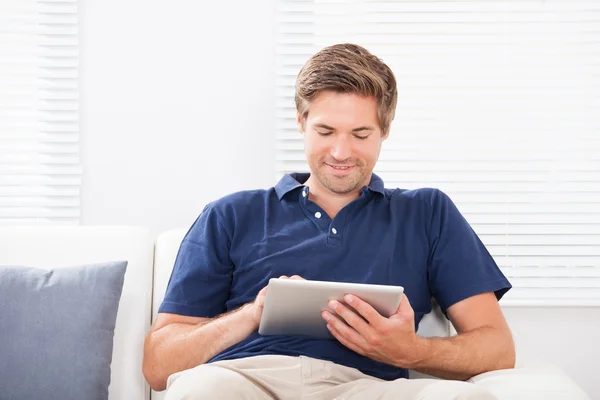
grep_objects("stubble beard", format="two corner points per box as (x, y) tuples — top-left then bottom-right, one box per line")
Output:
(312, 161), (368, 195)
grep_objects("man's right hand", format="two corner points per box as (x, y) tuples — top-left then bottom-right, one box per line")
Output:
(246, 285), (269, 328)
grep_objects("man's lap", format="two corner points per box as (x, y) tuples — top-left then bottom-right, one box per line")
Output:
(165, 355), (497, 400)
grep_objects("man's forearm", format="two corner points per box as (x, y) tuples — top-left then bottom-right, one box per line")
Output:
(144, 305), (256, 391)
(409, 326), (515, 381)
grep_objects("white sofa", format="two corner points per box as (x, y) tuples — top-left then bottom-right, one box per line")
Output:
(0, 226), (592, 400)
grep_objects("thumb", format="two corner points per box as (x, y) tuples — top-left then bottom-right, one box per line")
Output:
(397, 293), (414, 317)
(255, 286), (268, 307)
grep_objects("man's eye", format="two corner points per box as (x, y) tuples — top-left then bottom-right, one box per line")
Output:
(317, 131), (333, 136)
(355, 135), (369, 140)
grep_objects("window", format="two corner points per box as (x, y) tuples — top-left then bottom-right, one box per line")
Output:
(275, 0), (600, 305)
(0, 0), (81, 225)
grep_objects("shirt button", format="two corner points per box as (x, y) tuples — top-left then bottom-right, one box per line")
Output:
(315, 212), (322, 219)
(332, 228), (338, 234)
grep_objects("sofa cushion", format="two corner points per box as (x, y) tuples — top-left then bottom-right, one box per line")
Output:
(0, 261), (127, 400)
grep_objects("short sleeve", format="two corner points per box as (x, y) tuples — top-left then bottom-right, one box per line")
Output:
(426, 190), (511, 314)
(158, 204), (234, 318)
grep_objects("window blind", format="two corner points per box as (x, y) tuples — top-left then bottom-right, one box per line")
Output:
(0, 0), (80, 225)
(275, 0), (600, 306)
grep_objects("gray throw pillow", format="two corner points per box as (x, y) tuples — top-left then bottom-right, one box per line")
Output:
(0, 261), (127, 400)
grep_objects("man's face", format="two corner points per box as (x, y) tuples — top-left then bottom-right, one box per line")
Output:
(298, 91), (388, 195)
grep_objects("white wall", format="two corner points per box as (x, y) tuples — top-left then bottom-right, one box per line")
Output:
(80, 2), (598, 399)
(80, 0), (277, 235)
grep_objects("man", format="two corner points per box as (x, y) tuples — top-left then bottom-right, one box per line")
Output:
(143, 43), (515, 399)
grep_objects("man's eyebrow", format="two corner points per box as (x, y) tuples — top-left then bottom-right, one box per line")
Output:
(352, 126), (375, 133)
(314, 123), (375, 132)
(314, 123), (336, 130)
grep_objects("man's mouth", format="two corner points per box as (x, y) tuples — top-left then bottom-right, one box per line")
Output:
(325, 163), (355, 171)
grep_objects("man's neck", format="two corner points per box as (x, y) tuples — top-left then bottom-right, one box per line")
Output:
(304, 176), (367, 219)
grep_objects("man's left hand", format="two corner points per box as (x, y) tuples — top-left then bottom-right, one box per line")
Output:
(321, 293), (423, 368)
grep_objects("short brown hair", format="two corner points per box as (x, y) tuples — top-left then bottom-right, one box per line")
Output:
(294, 43), (398, 134)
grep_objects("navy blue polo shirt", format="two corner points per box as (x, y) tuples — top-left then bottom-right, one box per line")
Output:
(159, 173), (511, 381)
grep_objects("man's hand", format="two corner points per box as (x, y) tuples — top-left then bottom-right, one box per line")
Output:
(321, 293), (423, 368)
(245, 285), (269, 329)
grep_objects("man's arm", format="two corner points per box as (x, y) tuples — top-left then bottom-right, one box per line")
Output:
(410, 292), (515, 380)
(143, 287), (267, 391)
(322, 292), (515, 381)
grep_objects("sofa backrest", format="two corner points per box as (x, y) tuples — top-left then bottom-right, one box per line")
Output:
(0, 226), (154, 400)
(152, 228), (455, 392)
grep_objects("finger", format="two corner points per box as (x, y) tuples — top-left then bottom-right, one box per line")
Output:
(343, 295), (385, 329)
(279, 275), (289, 279)
(397, 293), (414, 316)
(255, 293), (265, 307)
(325, 320), (366, 355)
(322, 311), (368, 352)
(290, 275), (305, 280)
(328, 300), (373, 336)
(254, 286), (269, 307)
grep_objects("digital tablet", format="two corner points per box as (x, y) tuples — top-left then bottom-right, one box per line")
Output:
(258, 278), (404, 339)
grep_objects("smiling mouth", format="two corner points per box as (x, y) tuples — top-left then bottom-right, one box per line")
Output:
(326, 164), (354, 170)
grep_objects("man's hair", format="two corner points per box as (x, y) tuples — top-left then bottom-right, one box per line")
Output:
(294, 43), (398, 134)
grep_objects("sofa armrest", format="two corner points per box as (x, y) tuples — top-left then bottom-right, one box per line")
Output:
(467, 357), (591, 400)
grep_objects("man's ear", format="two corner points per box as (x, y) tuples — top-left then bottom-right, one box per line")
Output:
(382, 128), (390, 140)
(297, 113), (304, 134)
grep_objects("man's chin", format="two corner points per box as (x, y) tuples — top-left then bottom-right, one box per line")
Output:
(311, 168), (365, 194)
(322, 178), (361, 195)
(328, 187), (357, 195)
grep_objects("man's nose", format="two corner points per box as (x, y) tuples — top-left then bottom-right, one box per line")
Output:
(330, 136), (352, 161)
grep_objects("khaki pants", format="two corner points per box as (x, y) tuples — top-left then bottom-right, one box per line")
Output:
(165, 355), (497, 400)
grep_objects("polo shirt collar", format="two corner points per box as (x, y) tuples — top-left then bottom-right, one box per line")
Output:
(275, 172), (385, 200)
(367, 173), (385, 195)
